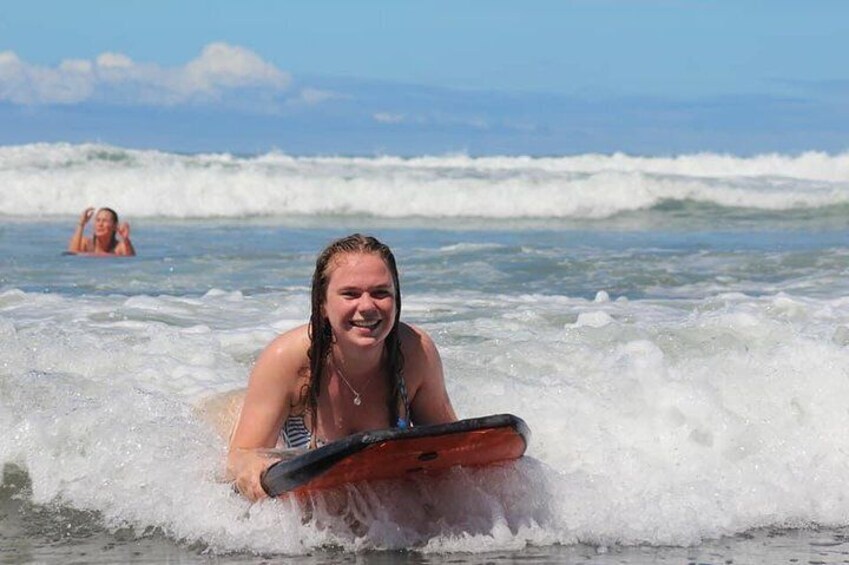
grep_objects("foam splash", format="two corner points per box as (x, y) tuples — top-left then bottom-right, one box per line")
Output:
(1, 143), (848, 219)
(448, 290), (849, 546)
(3, 285), (849, 553)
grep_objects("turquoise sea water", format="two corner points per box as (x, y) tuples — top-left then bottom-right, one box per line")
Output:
(2, 144), (849, 563)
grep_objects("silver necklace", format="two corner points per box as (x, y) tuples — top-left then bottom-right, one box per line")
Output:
(332, 357), (377, 406)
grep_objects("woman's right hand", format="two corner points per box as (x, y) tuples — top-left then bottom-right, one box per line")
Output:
(225, 328), (309, 501)
(227, 448), (280, 502)
(79, 207), (94, 226)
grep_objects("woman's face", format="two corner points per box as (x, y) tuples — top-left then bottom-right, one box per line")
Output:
(323, 252), (397, 350)
(94, 209), (117, 238)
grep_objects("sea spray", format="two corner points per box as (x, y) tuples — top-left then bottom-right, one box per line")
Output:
(3, 278), (849, 552)
(1, 143), (848, 219)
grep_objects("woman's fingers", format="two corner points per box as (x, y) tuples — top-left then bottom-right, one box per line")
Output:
(235, 478), (267, 501)
(230, 449), (275, 501)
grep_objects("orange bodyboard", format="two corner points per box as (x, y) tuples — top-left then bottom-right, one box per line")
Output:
(260, 414), (529, 497)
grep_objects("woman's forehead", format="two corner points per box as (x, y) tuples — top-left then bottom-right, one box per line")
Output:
(327, 252), (393, 283)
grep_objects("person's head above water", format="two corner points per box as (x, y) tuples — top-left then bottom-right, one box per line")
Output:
(93, 207), (119, 250)
(306, 233), (407, 427)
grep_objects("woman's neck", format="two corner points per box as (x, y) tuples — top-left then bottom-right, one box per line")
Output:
(331, 344), (384, 380)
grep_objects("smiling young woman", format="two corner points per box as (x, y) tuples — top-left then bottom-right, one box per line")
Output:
(225, 233), (457, 501)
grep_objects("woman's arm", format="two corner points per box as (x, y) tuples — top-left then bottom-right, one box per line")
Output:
(227, 326), (309, 501)
(402, 324), (458, 426)
(68, 207), (94, 253)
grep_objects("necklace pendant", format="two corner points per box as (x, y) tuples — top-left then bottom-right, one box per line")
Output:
(353, 394), (362, 406)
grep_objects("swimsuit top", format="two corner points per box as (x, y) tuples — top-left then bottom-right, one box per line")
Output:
(280, 414), (312, 449)
(279, 370), (410, 449)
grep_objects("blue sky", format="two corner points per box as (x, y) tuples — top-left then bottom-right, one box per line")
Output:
(1, 1), (848, 156)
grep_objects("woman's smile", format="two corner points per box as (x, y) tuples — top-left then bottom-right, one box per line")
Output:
(350, 318), (381, 330)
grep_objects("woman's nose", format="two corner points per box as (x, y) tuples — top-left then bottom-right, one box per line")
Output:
(358, 294), (377, 310)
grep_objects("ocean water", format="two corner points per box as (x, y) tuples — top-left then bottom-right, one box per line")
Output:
(1, 143), (849, 563)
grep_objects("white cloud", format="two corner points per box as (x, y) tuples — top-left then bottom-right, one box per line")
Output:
(182, 43), (289, 92)
(297, 87), (343, 105)
(373, 112), (406, 124)
(0, 50), (94, 103)
(97, 52), (134, 69)
(0, 51), (21, 67)
(372, 111), (492, 130)
(59, 59), (93, 73)
(0, 43), (291, 107)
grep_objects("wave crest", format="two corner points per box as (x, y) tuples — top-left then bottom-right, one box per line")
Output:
(1, 143), (848, 219)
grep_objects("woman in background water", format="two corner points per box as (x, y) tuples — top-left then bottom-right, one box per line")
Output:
(226, 233), (457, 501)
(68, 206), (136, 256)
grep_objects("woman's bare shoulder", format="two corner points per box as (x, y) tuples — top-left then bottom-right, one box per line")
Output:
(398, 322), (441, 367)
(252, 324), (311, 378)
(399, 322), (436, 347)
(267, 323), (311, 348)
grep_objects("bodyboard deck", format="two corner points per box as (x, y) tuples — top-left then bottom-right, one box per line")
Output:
(260, 413), (529, 497)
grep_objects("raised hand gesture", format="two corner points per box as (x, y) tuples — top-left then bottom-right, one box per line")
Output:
(117, 221), (131, 241)
(79, 207), (95, 226)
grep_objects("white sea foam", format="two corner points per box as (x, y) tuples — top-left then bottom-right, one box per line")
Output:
(3, 285), (849, 552)
(1, 143), (848, 219)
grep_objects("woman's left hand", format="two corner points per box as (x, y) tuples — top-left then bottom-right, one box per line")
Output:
(117, 222), (131, 241)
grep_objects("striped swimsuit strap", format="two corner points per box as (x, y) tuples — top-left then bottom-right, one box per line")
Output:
(396, 369), (411, 429)
(280, 415), (311, 449)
